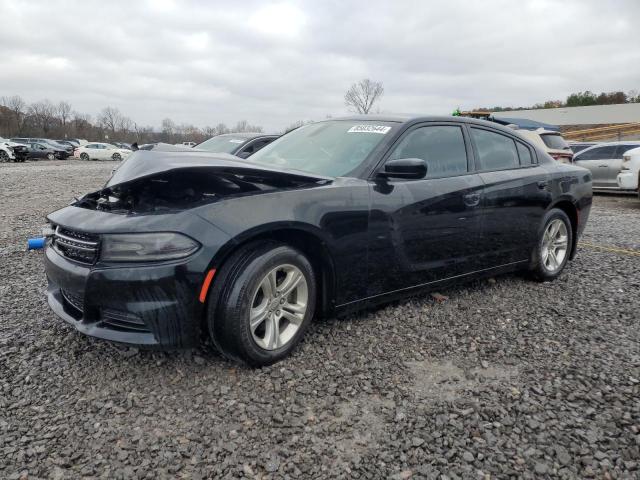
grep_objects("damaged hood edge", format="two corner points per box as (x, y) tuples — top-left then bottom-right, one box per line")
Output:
(105, 150), (334, 189)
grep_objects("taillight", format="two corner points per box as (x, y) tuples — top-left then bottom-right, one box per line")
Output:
(551, 153), (573, 164)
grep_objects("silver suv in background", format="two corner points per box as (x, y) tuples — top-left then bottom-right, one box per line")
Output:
(515, 128), (573, 163)
(573, 141), (640, 190)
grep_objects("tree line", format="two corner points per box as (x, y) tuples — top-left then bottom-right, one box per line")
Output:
(479, 89), (640, 112)
(0, 95), (263, 144)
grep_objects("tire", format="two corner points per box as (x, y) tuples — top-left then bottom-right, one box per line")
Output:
(46, 153), (55, 161)
(80, 152), (89, 161)
(530, 208), (573, 281)
(112, 153), (122, 161)
(0, 150), (9, 162)
(207, 241), (317, 366)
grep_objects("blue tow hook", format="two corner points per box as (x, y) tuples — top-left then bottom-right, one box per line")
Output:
(27, 237), (46, 250)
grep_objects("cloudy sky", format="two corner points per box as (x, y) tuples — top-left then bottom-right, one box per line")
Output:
(1, 0), (638, 132)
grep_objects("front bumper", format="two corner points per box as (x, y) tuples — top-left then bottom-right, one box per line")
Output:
(45, 244), (206, 348)
(617, 172), (638, 191)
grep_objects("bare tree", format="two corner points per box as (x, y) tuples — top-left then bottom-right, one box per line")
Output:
(97, 107), (123, 137)
(4, 95), (26, 133)
(28, 100), (57, 135)
(57, 101), (72, 132)
(215, 123), (229, 135)
(344, 79), (384, 114)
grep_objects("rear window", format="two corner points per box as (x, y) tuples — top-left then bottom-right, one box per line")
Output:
(540, 134), (570, 150)
(471, 128), (519, 171)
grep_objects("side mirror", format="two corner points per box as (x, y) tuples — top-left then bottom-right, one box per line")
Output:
(379, 158), (427, 179)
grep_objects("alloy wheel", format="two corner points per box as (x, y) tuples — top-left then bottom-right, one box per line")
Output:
(541, 219), (568, 273)
(249, 264), (308, 351)
(0, 150), (8, 162)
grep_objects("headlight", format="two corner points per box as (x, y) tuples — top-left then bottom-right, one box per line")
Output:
(101, 232), (200, 262)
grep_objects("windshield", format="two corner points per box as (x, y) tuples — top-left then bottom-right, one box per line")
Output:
(197, 135), (247, 153)
(541, 133), (570, 150)
(248, 121), (396, 177)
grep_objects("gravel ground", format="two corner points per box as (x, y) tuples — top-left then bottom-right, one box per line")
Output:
(1, 160), (639, 479)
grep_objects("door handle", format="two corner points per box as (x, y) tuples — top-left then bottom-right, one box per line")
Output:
(463, 193), (480, 207)
(598, 164), (608, 168)
(537, 180), (548, 189)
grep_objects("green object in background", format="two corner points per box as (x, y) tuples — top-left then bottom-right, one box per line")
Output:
(452, 108), (461, 116)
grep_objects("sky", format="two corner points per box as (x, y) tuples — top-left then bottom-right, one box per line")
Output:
(1, 0), (638, 132)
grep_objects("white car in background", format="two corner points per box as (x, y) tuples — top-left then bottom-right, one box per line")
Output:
(75, 142), (132, 161)
(617, 147), (640, 198)
(0, 140), (16, 162)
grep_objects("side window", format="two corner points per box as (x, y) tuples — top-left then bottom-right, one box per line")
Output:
(516, 142), (533, 165)
(388, 125), (468, 178)
(576, 146), (617, 161)
(615, 145), (639, 159)
(471, 128), (519, 170)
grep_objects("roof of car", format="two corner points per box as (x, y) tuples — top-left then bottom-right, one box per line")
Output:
(326, 114), (526, 136)
(217, 132), (276, 139)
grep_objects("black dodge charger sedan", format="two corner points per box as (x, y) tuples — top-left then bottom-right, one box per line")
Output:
(44, 115), (592, 366)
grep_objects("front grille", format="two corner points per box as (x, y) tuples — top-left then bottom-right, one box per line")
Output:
(101, 308), (151, 333)
(61, 289), (84, 314)
(53, 226), (99, 264)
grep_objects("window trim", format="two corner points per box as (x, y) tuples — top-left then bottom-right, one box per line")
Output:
(574, 145), (618, 162)
(372, 122), (474, 181)
(515, 140), (534, 166)
(467, 125), (538, 173)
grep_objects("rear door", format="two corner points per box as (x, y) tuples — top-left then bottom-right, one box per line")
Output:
(574, 146), (618, 188)
(367, 123), (485, 296)
(469, 126), (552, 266)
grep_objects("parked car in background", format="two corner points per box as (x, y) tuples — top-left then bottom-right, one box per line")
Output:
(175, 141), (197, 147)
(43, 115), (592, 366)
(75, 142), (133, 161)
(11, 138), (73, 156)
(569, 141), (597, 154)
(573, 141), (640, 190)
(56, 140), (80, 150)
(25, 142), (67, 160)
(0, 141), (16, 162)
(0, 137), (29, 162)
(113, 142), (132, 150)
(195, 133), (279, 158)
(515, 128), (573, 163)
(617, 147), (640, 197)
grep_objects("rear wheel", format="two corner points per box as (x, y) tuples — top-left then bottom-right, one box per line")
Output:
(207, 242), (316, 366)
(80, 152), (89, 161)
(530, 208), (572, 281)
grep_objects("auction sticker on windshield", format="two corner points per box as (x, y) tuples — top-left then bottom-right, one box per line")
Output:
(229, 139), (245, 143)
(347, 125), (391, 134)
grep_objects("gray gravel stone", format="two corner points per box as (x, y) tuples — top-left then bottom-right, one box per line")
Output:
(1, 161), (640, 479)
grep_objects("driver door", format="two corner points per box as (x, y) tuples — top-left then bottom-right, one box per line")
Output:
(366, 123), (485, 297)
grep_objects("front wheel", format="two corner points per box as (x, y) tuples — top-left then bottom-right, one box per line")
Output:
(112, 153), (121, 161)
(207, 242), (316, 366)
(0, 150), (9, 162)
(530, 208), (573, 281)
(46, 153), (55, 161)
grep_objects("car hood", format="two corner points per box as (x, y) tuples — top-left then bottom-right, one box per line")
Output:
(106, 150), (333, 187)
(74, 150), (334, 215)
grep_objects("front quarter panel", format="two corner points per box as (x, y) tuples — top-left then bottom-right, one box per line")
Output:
(195, 178), (371, 305)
